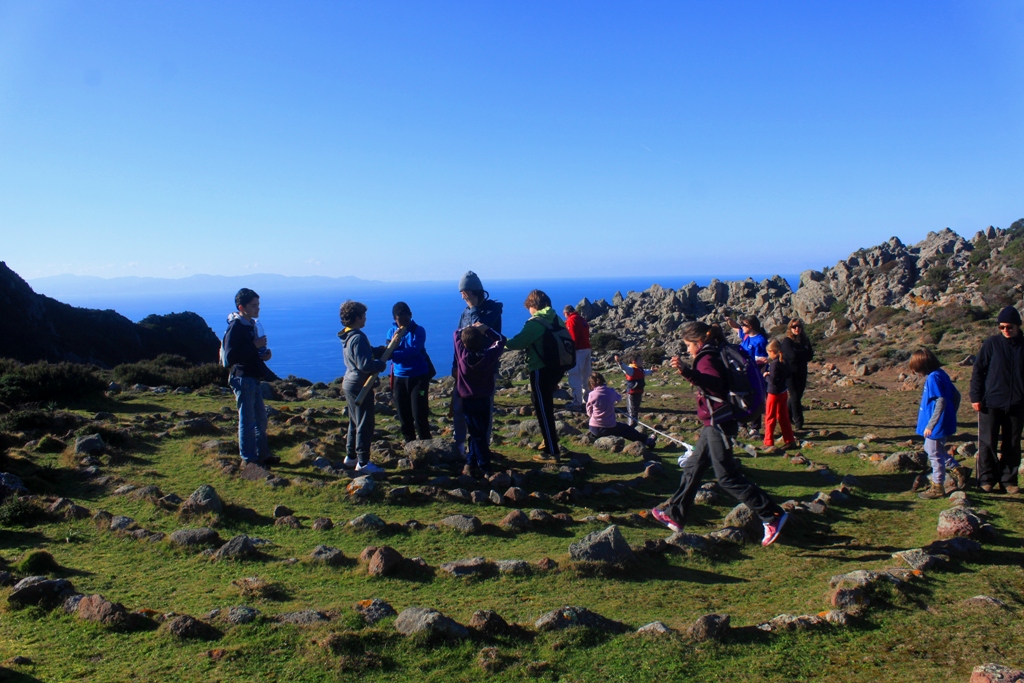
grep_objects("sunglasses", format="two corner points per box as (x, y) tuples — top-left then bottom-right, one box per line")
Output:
(999, 324), (1018, 330)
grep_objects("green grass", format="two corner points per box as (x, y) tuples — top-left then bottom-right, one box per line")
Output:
(2, 371), (1024, 682)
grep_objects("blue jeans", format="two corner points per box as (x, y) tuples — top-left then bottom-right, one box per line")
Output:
(230, 375), (269, 463)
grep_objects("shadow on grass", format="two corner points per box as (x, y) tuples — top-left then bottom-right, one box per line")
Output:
(0, 668), (45, 683)
(568, 559), (748, 585)
(0, 529), (50, 551)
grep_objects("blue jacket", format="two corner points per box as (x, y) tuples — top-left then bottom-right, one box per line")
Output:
(458, 299), (503, 333)
(916, 369), (960, 441)
(385, 321), (430, 378)
(739, 330), (768, 362)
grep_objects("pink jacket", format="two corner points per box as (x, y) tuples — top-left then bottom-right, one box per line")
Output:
(586, 385), (621, 428)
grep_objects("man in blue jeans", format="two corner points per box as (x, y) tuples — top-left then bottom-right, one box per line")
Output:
(223, 288), (279, 467)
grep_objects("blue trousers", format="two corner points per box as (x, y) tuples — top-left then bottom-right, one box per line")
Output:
(230, 375), (269, 464)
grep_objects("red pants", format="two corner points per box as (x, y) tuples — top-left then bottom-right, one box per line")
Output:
(764, 391), (795, 447)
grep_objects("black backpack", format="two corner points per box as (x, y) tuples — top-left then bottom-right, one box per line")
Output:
(535, 317), (576, 373)
(698, 344), (765, 423)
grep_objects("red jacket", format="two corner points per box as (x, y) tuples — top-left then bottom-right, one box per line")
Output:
(564, 312), (591, 350)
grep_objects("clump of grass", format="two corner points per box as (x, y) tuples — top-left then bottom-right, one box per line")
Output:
(16, 549), (60, 574)
(231, 575), (287, 601)
(0, 496), (40, 527)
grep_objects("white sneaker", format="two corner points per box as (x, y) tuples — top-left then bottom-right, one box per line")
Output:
(355, 461), (385, 475)
(343, 457), (358, 469)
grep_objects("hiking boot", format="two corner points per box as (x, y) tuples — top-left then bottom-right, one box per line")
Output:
(946, 466), (968, 492)
(651, 508), (681, 532)
(1004, 484), (1020, 495)
(782, 441), (799, 451)
(917, 482), (946, 499)
(262, 455), (281, 467)
(762, 512), (789, 547)
(980, 483), (994, 493)
(760, 444), (780, 455)
(532, 453), (558, 464)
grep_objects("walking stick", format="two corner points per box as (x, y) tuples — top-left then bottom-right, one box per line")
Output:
(355, 327), (407, 405)
(614, 408), (691, 447)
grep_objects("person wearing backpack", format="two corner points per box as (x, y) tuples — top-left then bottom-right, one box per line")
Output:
(613, 352), (648, 427)
(223, 288), (279, 468)
(386, 302), (433, 443)
(652, 322), (788, 547)
(504, 289), (571, 463)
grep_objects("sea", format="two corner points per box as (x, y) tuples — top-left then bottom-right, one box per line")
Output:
(29, 275), (798, 383)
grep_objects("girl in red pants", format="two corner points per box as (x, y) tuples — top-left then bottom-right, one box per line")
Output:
(763, 339), (797, 450)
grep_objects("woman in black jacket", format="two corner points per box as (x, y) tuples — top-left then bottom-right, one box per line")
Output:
(780, 318), (814, 430)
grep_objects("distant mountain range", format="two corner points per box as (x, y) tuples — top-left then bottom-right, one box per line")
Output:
(29, 273), (383, 300)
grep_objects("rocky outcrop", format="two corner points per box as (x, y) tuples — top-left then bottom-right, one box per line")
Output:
(0, 261), (219, 366)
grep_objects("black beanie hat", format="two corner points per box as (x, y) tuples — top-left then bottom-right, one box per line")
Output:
(997, 306), (1022, 326)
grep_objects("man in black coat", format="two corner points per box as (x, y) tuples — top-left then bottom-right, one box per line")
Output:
(969, 306), (1024, 494)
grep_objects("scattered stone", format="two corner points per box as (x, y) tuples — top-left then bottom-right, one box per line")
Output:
(8, 577), (77, 609)
(354, 598), (397, 625)
(689, 613), (730, 642)
(495, 559), (531, 575)
(394, 607), (468, 640)
(665, 532), (710, 554)
(169, 528), (222, 548)
(311, 517), (334, 531)
(477, 647), (508, 674)
(166, 615), (222, 640)
(225, 606), (261, 624)
(499, 509), (531, 532)
(346, 476), (377, 498)
(759, 614), (825, 632)
(272, 505), (293, 518)
(277, 609), (328, 625)
(593, 436), (625, 452)
(174, 418), (219, 436)
(569, 525), (636, 564)
(937, 507), (983, 539)
(109, 516), (136, 532)
(537, 557), (558, 571)
(309, 545), (346, 566)
(722, 504), (762, 541)
(181, 485), (224, 516)
(75, 434), (105, 455)
(893, 548), (942, 571)
(212, 535), (259, 561)
(367, 546), (404, 577)
(534, 606), (629, 633)
(47, 498), (90, 520)
(468, 609), (509, 635)
(439, 557), (494, 578)
(962, 596), (1007, 610)
(439, 514), (482, 534)
(824, 444), (857, 455)
(970, 663), (1024, 683)
(637, 621), (673, 635)
(76, 594), (130, 628)
(924, 537), (982, 560)
(707, 527), (747, 545)
(527, 509), (555, 525)
(274, 515), (302, 529)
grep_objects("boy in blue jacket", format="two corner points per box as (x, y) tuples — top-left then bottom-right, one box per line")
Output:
(910, 348), (967, 498)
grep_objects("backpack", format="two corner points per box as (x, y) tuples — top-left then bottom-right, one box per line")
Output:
(219, 327), (230, 368)
(535, 317), (576, 373)
(699, 344), (765, 423)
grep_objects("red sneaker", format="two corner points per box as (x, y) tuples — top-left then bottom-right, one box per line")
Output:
(651, 508), (681, 532)
(762, 512), (789, 547)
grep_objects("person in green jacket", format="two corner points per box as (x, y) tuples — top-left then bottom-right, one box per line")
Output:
(505, 289), (567, 462)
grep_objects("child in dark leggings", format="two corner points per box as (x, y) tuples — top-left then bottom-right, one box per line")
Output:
(586, 372), (656, 451)
(651, 322), (788, 547)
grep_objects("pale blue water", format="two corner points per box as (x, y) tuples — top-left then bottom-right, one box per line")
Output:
(36, 275), (797, 383)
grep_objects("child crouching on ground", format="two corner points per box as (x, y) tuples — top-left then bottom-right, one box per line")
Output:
(453, 323), (505, 477)
(763, 339), (797, 451)
(910, 348), (967, 498)
(586, 372), (656, 453)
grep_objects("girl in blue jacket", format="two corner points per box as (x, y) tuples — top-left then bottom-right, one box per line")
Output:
(910, 348), (967, 498)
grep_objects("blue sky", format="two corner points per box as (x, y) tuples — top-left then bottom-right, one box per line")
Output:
(2, 1), (1022, 282)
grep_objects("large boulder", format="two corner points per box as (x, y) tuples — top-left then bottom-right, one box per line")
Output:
(689, 613), (730, 642)
(212, 535), (258, 561)
(76, 594), (131, 628)
(403, 438), (461, 466)
(937, 508), (983, 539)
(439, 515), (482, 534)
(568, 525), (636, 564)
(8, 576), (77, 610)
(166, 615), (222, 640)
(722, 504), (763, 542)
(169, 527), (222, 548)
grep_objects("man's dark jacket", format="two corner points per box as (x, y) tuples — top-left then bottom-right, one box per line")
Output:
(970, 333), (1024, 410)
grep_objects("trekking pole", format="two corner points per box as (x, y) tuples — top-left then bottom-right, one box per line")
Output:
(355, 327), (407, 405)
(614, 408), (690, 447)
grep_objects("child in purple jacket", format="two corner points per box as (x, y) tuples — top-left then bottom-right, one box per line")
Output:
(453, 324), (505, 476)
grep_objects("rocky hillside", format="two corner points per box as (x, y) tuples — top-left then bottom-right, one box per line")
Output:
(0, 262), (219, 367)
(574, 219), (1024, 369)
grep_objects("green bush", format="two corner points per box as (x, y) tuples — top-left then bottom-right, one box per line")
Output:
(0, 362), (106, 405)
(640, 347), (665, 367)
(0, 496), (40, 527)
(112, 355), (227, 388)
(922, 265), (952, 291)
(590, 332), (624, 353)
(830, 301), (848, 316)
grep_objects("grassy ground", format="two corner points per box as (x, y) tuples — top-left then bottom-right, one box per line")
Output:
(2, 366), (1024, 682)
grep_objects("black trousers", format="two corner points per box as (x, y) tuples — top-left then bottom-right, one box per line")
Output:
(590, 423), (647, 444)
(530, 366), (563, 458)
(976, 404), (1024, 487)
(667, 423), (782, 527)
(463, 396), (492, 470)
(787, 369), (808, 429)
(392, 373), (432, 442)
